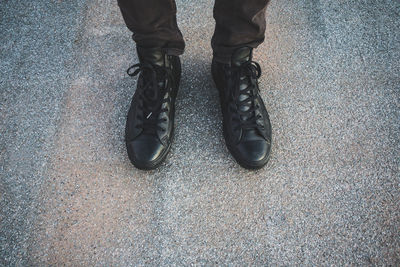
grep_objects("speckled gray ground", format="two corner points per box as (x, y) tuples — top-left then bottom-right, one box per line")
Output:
(1, 0), (399, 265)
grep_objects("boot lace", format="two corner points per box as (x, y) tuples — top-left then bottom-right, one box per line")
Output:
(227, 60), (264, 132)
(127, 62), (170, 134)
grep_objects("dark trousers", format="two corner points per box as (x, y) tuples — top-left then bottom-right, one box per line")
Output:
(117, 0), (270, 63)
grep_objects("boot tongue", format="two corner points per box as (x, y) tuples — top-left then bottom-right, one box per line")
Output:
(231, 47), (251, 67)
(137, 46), (167, 88)
(137, 46), (165, 67)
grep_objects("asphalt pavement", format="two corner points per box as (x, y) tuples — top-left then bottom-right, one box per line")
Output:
(1, 0), (399, 265)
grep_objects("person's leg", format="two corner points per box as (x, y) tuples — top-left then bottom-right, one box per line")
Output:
(117, 0), (185, 55)
(211, 0), (272, 169)
(212, 0), (269, 63)
(118, 0), (183, 169)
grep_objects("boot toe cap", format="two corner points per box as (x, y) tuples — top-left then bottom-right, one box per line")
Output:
(126, 135), (166, 169)
(235, 139), (271, 169)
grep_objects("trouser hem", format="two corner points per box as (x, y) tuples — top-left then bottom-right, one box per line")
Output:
(135, 43), (184, 57)
(212, 38), (264, 64)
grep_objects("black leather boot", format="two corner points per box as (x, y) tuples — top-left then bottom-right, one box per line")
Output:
(212, 47), (272, 169)
(125, 46), (181, 170)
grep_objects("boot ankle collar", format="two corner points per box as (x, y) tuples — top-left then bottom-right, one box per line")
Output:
(231, 47), (253, 67)
(137, 46), (168, 67)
